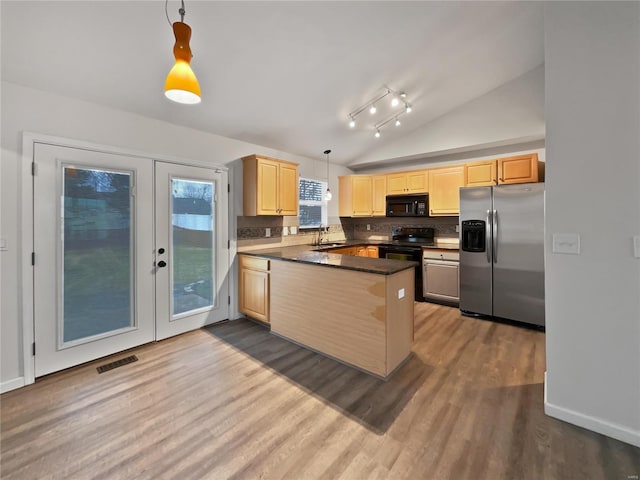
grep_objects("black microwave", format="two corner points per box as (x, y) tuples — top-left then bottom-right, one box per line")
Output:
(386, 194), (429, 217)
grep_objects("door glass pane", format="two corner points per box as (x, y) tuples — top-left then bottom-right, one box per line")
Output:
(172, 178), (215, 315)
(62, 166), (133, 343)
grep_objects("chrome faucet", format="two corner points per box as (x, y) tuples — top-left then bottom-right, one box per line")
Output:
(318, 224), (325, 245)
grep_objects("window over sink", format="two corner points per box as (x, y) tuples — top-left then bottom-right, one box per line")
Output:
(299, 178), (328, 228)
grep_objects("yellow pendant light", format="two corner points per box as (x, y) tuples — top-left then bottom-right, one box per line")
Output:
(164, 1), (201, 104)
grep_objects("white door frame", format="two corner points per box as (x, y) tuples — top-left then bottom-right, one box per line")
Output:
(20, 132), (237, 386)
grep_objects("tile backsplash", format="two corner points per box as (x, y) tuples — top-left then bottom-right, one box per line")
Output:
(236, 214), (459, 250)
(342, 216), (459, 241)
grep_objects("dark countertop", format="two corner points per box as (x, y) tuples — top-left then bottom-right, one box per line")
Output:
(309, 239), (460, 251)
(239, 245), (419, 275)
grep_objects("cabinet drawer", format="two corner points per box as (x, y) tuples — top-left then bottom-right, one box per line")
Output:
(422, 249), (460, 261)
(239, 255), (270, 271)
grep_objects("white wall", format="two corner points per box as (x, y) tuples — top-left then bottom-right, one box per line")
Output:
(349, 64), (545, 168)
(544, 2), (640, 447)
(0, 81), (351, 390)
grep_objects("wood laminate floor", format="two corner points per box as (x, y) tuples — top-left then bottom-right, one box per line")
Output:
(1, 303), (638, 479)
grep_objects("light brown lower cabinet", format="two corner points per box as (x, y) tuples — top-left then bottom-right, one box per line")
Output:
(330, 246), (357, 256)
(238, 255), (270, 324)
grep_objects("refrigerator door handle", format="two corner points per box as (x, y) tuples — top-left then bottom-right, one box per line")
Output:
(493, 209), (498, 263)
(486, 210), (492, 263)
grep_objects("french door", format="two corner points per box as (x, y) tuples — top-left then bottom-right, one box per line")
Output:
(33, 143), (228, 377)
(154, 162), (229, 340)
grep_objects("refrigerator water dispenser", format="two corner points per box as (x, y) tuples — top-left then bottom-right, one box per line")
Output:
(461, 220), (486, 252)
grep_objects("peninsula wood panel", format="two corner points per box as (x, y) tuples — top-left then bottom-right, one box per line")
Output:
(270, 260), (413, 377)
(385, 269), (414, 369)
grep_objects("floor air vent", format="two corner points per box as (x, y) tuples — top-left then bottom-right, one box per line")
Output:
(96, 355), (138, 374)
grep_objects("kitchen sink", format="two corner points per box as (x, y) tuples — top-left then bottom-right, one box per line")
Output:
(312, 242), (346, 250)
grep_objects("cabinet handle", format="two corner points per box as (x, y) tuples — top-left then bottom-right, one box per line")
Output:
(499, 178), (504, 182)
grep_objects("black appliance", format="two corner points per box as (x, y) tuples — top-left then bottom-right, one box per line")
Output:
(378, 226), (435, 301)
(386, 194), (429, 217)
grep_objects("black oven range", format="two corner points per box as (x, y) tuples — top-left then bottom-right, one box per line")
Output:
(378, 227), (435, 301)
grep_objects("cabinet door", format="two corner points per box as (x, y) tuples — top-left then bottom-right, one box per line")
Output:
(351, 176), (373, 216)
(406, 170), (429, 193)
(256, 158), (279, 215)
(386, 173), (407, 194)
(498, 154), (538, 184)
(239, 265), (269, 323)
(366, 246), (379, 258)
(423, 262), (459, 302)
(372, 175), (387, 216)
(428, 166), (466, 216)
(356, 246), (368, 257)
(278, 162), (299, 215)
(465, 160), (497, 186)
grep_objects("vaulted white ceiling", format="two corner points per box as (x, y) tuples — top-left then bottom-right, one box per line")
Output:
(1, 1), (544, 166)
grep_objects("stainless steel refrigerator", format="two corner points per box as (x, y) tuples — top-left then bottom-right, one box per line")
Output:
(459, 183), (545, 327)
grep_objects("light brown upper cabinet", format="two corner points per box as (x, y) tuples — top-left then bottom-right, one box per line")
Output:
(498, 153), (540, 184)
(372, 175), (387, 216)
(243, 155), (299, 216)
(465, 160), (498, 186)
(339, 175), (386, 217)
(386, 170), (429, 195)
(428, 165), (466, 216)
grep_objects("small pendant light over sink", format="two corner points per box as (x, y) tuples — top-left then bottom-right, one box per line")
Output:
(324, 149), (332, 201)
(164, 0), (201, 104)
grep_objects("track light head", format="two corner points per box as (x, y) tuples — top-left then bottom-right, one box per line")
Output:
(374, 130), (380, 138)
(348, 118), (355, 128)
(369, 104), (377, 115)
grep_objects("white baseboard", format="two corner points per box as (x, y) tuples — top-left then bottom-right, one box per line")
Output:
(1, 377), (25, 394)
(544, 371), (640, 447)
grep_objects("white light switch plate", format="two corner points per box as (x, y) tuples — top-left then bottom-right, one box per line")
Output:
(398, 288), (405, 299)
(265, 228), (271, 238)
(367, 224), (371, 231)
(290, 226), (297, 235)
(282, 226), (288, 236)
(552, 233), (580, 255)
(634, 236), (640, 258)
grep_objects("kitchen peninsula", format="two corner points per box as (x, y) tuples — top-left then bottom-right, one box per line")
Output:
(238, 246), (417, 378)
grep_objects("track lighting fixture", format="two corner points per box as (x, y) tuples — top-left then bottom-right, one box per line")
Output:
(347, 86), (413, 138)
(164, 0), (201, 104)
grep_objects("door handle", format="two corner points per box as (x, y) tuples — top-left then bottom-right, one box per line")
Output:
(493, 209), (498, 263)
(157, 260), (167, 268)
(486, 210), (491, 263)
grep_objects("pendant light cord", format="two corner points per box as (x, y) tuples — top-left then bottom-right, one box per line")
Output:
(165, 0), (186, 26)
